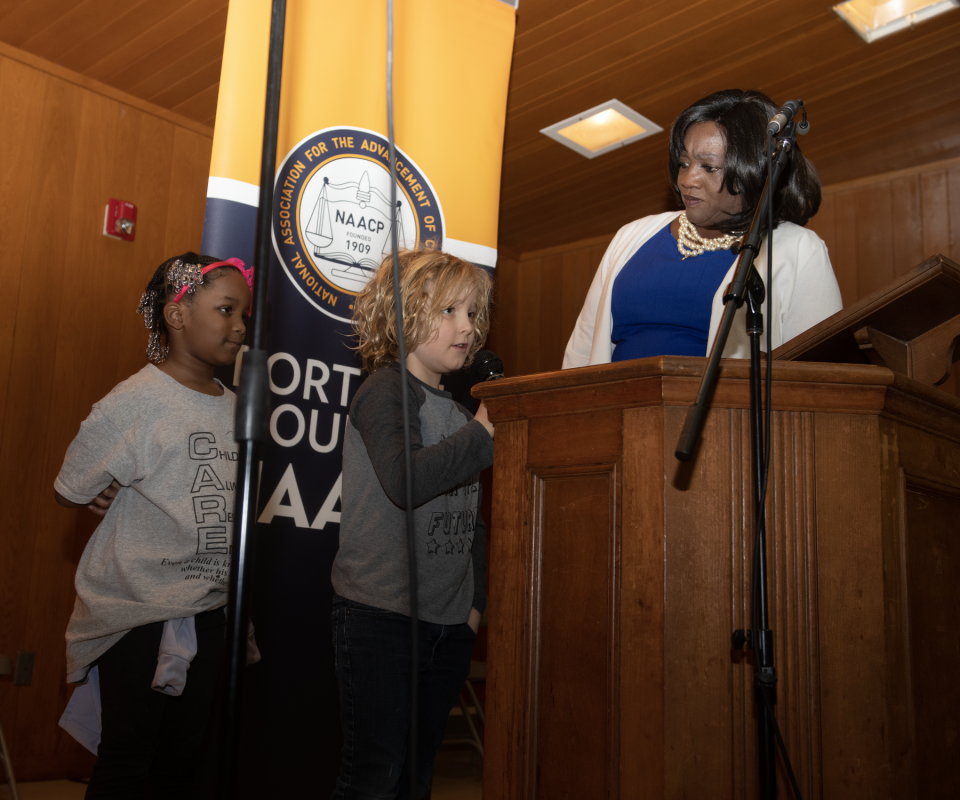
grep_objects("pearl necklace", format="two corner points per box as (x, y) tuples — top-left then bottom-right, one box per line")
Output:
(676, 213), (740, 260)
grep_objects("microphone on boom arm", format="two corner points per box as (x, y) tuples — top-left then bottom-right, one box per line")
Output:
(766, 99), (803, 136)
(473, 350), (505, 382)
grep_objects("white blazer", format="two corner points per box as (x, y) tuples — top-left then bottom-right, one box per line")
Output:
(562, 212), (843, 368)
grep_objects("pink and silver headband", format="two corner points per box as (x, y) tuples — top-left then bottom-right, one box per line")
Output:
(169, 257), (254, 303)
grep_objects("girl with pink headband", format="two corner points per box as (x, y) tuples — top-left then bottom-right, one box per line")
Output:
(54, 251), (254, 796)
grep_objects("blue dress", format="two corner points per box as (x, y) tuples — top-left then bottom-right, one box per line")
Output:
(611, 223), (735, 362)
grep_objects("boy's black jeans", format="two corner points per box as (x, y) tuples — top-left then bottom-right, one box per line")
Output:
(330, 594), (475, 800)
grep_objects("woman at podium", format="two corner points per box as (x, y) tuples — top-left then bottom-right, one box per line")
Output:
(562, 89), (842, 368)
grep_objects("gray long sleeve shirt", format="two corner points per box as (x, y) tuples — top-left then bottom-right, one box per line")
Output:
(332, 362), (493, 624)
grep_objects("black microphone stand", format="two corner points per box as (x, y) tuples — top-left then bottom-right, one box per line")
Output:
(217, 1), (286, 797)
(675, 118), (802, 800)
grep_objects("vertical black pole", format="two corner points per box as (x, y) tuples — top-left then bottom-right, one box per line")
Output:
(385, 2), (421, 796)
(218, 1), (286, 797)
(746, 276), (777, 799)
(684, 114), (807, 800)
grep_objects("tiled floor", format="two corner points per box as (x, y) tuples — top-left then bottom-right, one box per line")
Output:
(0, 747), (482, 799)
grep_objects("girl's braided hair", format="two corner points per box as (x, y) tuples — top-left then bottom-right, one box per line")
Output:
(136, 251), (224, 363)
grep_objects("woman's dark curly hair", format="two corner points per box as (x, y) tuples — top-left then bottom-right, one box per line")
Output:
(668, 89), (822, 234)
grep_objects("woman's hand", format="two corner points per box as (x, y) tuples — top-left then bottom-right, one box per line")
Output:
(474, 402), (494, 438)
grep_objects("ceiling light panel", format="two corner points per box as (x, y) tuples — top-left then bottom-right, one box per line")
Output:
(833, 0), (960, 43)
(541, 100), (663, 159)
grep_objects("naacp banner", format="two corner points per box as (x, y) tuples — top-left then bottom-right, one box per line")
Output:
(200, 0), (515, 793)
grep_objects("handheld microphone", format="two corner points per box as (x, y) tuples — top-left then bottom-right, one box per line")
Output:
(766, 99), (802, 136)
(473, 350), (505, 381)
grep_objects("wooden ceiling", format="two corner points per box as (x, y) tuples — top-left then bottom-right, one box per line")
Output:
(3, 0), (959, 252)
(502, 0), (960, 251)
(0, 0), (228, 126)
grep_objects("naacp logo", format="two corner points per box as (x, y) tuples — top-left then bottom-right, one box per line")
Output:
(273, 126), (444, 322)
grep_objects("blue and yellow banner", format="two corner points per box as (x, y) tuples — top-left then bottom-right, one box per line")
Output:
(205, 0), (514, 275)
(200, 0), (515, 792)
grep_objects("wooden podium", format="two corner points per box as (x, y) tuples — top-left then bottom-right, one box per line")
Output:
(473, 356), (960, 799)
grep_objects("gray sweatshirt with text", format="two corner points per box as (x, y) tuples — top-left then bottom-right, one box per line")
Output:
(332, 362), (493, 624)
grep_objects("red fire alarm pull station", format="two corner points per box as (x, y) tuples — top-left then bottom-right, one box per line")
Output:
(103, 199), (137, 241)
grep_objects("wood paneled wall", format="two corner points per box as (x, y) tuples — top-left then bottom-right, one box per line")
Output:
(0, 45), (212, 780)
(487, 156), (960, 399)
(487, 236), (614, 378)
(808, 158), (960, 399)
(808, 158), (960, 302)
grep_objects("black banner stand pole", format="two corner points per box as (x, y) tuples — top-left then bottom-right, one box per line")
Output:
(675, 115), (802, 800)
(217, 1), (287, 797)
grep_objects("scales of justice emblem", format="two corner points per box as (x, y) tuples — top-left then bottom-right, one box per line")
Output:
(274, 127), (443, 322)
(303, 170), (404, 288)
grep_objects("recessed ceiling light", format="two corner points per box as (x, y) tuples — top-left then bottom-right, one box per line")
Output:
(833, 0), (960, 43)
(541, 100), (663, 159)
